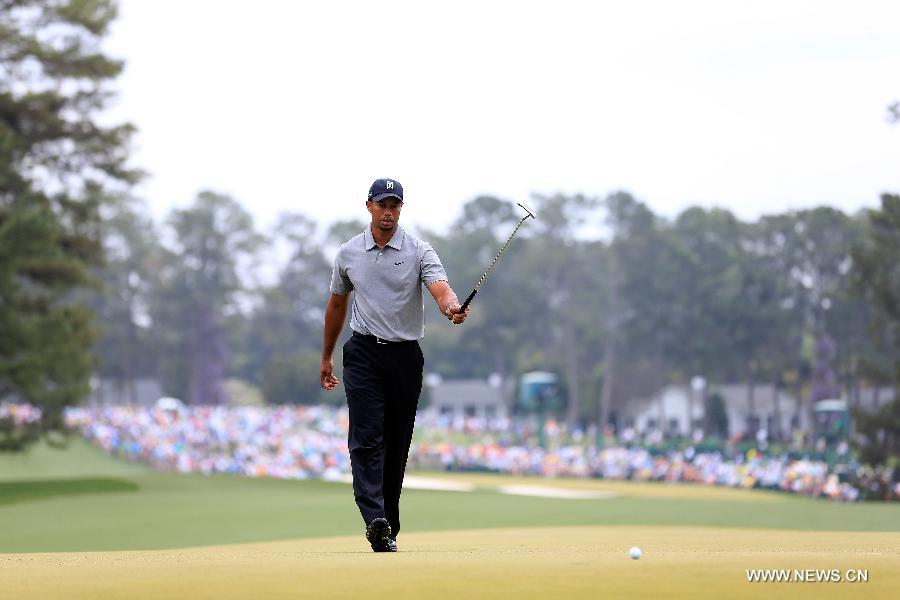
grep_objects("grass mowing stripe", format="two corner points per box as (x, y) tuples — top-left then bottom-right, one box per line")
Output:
(1, 472), (899, 552)
(1, 438), (899, 553)
(0, 478), (139, 505)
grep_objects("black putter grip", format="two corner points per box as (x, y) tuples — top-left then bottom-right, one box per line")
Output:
(458, 289), (477, 313)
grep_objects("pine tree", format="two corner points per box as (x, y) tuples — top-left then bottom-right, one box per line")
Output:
(0, 0), (137, 449)
(851, 194), (900, 470)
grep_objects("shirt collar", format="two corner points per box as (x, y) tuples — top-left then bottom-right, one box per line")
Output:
(364, 225), (405, 251)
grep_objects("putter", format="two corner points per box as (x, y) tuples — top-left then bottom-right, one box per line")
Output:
(458, 201), (537, 313)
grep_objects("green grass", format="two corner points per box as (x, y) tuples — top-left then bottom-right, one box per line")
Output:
(0, 438), (898, 553)
(0, 437), (150, 481)
(0, 478), (139, 505)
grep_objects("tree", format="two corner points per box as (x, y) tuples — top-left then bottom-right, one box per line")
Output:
(853, 398), (899, 473)
(528, 193), (603, 428)
(262, 350), (343, 407)
(424, 196), (529, 381)
(670, 208), (746, 380)
(670, 207), (762, 435)
(851, 194), (900, 468)
(0, 0), (137, 448)
(89, 196), (162, 402)
(151, 192), (262, 404)
(852, 196), (900, 379)
(326, 218), (368, 247)
(236, 213), (332, 400)
(605, 193), (687, 432)
(753, 209), (863, 436)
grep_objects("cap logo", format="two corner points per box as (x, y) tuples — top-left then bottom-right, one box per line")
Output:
(386, 180), (394, 190)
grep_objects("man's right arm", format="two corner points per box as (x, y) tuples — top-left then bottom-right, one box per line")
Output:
(320, 292), (350, 390)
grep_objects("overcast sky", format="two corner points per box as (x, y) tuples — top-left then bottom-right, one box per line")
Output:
(103, 0), (900, 234)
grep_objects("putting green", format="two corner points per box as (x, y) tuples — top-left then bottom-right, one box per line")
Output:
(2, 526), (897, 599)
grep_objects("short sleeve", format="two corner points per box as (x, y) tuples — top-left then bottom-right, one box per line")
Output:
(420, 242), (448, 286)
(329, 248), (353, 294)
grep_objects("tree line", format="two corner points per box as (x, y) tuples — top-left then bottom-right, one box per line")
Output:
(88, 192), (899, 428)
(1, 1), (898, 463)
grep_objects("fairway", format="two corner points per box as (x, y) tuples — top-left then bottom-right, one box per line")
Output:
(2, 440), (899, 598)
(2, 527), (898, 599)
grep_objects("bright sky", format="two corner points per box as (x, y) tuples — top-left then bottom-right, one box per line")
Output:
(104, 0), (900, 234)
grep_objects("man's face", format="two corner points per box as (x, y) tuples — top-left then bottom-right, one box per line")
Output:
(367, 198), (403, 233)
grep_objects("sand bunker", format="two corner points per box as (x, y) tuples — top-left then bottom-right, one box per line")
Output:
(498, 485), (618, 499)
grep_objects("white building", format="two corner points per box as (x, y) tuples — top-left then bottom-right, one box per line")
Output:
(88, 377), (163, 406)
(618, 384), (894, 436)
(618, 383), (803, 438)
(709, 383), (804, 437)
(422, 376), (511, 421)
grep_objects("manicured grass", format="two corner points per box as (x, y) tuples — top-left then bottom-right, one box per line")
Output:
(0, 478), (138, 505)
(3, 527), (899, 600)
(0, 439), (898, 553)
(0, 437), (150, 481)
(4, 440), (898, 599)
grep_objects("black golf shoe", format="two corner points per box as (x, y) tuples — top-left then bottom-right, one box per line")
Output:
(366, 518), (395, 552)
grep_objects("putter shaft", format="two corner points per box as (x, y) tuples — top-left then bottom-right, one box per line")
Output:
(458, 209), (534, 313)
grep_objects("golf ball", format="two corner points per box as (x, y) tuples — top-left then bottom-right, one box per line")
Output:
(629, 546), (642, 560)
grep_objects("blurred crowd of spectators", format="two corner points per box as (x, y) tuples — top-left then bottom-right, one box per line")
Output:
(0, 402), (42, 426)
(65, 403), (350, 480)
(411, 440), (867, 500)
(54, 403), (899, 502)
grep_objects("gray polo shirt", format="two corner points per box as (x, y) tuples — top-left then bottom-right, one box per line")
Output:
(330, 225), (448, 341)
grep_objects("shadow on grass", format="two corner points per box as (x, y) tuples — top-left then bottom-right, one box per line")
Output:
(0, 478), (139, 505)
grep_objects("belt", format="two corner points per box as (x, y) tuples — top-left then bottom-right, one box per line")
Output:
(352, 330), (405, 345)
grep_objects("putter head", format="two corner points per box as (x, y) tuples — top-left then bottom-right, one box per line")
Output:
(516, 200), (537, 219)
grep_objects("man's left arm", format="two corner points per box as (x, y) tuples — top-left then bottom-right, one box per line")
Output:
(421, 241), (469, 325)
(427, 280), (469, 325)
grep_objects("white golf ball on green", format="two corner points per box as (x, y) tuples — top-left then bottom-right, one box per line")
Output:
(629, 546), (642, 559)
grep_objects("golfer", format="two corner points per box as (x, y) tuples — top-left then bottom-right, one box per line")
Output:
(320, 178), (469, 552)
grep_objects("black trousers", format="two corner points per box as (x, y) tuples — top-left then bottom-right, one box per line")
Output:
(342, 333), (423, 539)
